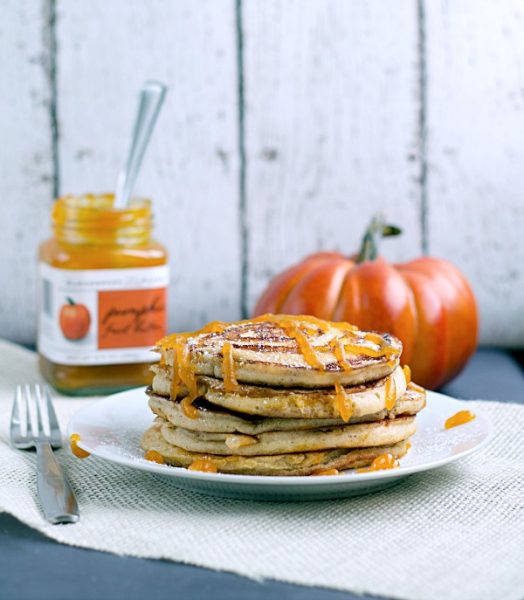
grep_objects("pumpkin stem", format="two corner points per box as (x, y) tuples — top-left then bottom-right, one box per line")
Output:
(66, 297), (75, 305)
(356, 214), (402, 263)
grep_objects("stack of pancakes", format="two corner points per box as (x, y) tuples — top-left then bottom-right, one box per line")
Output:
(141, 314), (426, 476)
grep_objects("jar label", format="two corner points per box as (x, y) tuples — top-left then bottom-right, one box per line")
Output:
(38, 263), (169, 365)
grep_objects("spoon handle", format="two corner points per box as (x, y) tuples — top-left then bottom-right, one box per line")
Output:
(114, 80), (167, 209)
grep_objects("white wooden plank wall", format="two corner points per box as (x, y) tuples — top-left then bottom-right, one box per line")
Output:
(0, 0), (55, 344)
(426, 0), (524, 346)
(243, 0), (422, 312)
(1, 0), (524, 347)
(57, 0), (241, 332)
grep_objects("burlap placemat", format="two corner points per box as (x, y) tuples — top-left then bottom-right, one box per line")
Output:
(0, 340), (523, 600)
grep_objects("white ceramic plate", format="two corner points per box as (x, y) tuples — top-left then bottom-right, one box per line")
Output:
(67, 389), (492, 501)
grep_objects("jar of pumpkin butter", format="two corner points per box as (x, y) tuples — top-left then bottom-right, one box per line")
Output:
(37, 193), (168, 395)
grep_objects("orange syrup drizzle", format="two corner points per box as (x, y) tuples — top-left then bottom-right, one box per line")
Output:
(385, 375), (396, 411)
(255, 314), (325, 369)
(334, 382), (353, 422)
(312, 468), (339, 476)
(253, 313), (330, 332)
(175, 342), (197, 399)
(70, 433), (90, 459)
(331, 321), (358, 333)
(188, 458), (218, 473)
(357, 453), (400, 473)
(144, 450), (165, 464)
(170, 366), (182, 399)
(402, 365), (411, 384)
(317, 345), (333, 353)
(332, 340), (352, 372)
(169, 339), (186, 399)
(363, 331), (387, 345)
(343, 343), (398, 360)
(444, 410), (476, 430)
(408, 381), (426, 394)
(222, 341), (239, 392)
(181, 397), (199, 419)
(167, 339), (200, 416)
(157, 321), (227, 350)
(201, 321), (228, 334)
(225, 434), (258, 449)
(291, 326), (324, 369)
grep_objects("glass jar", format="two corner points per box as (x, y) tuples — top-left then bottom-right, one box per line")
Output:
(38, 193), (168, 395)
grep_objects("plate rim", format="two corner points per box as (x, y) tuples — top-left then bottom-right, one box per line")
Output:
(67, 388), (493, 487)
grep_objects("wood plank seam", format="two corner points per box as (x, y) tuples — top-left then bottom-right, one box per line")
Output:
(417, 0), (428, 255)
(44, 0), (60, 200)
(236, 0), (249, 318)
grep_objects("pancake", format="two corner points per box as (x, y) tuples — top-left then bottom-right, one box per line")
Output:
(159, 415), (416, 456)
(151, 365), (408, 419)
(156, 315), (402, 388)
(141, 420), (412, 476)
(148, 386), (426, 434)
(142, 315), (424, 477)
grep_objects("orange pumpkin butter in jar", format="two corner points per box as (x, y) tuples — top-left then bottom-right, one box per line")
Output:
(38, 193), (168, 395)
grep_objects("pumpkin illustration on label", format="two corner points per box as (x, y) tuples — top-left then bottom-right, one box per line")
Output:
(59, 298), (91, 340)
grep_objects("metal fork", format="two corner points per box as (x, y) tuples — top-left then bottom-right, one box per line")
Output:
(10, 384), (79, 524)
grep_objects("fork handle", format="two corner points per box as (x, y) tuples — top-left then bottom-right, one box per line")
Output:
(36, 441), (79, 524)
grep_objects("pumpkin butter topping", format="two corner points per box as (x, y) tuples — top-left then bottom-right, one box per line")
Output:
(144, 449), (165, 464)
(221, 340), (238, 393)
(157, 313), (403, 420)
(445, 410), (476, 430)
(357, 452), (400, 473)
(188, 458), (218, 473)
(141, 314), (425, 476)
(385, 375), (397, 411)
(70, 433), (90, 459)
(334, 382), (353, 422)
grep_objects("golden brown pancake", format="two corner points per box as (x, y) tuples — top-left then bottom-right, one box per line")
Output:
(156, 315), (402, 388)
(160, 415), (416, 456)
(148, 386), (425, 434)
(151, 365), (407, 419)
(141, 420), (412, 476)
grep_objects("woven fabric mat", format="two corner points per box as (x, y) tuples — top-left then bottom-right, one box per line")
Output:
(0, 339), (523, 600)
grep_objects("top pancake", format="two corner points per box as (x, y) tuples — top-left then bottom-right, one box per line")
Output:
(156, 314), (402, 388)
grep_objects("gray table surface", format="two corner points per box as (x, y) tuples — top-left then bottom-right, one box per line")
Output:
(1, 349), (523, 600)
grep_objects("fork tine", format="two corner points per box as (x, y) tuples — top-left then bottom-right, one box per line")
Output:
(26, 384), (38, 438)
(44, 386), (60, 434)
(21, 386), (29, 438)
(35, 385), (47, 437)
(10, 386), (22, 439)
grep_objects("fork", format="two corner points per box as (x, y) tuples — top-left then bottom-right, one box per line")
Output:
(10, 384), (79, 524)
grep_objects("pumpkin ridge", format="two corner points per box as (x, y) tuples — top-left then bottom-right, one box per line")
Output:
(280, 257), (349, 318)
(405, 259), (476, 385)
(256, 255), (341, 315)
(397, 270), (419, 367)
(333, 266), (362, 323)
(398, 265), (448, 388)
(330, 262), (354, 322)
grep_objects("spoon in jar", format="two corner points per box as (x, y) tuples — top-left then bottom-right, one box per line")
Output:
(113, 80), (167, 209)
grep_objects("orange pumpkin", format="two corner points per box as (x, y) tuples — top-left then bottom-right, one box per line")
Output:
(253, 216), (478, 389)
(59, 298), (91, 341)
